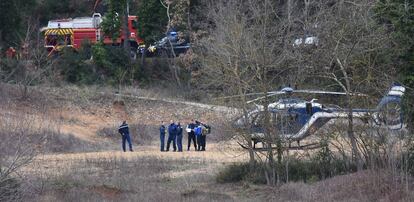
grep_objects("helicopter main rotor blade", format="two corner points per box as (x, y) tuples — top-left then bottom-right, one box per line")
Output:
(246, 92), (285, 104)
(214, 88), (367, 103)
(293, 90), (368, 96)
(213, 92), (269, 100)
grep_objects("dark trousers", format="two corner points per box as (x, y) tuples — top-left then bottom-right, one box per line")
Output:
(166, 134), (176, 151)
(122, 134), (133, 152)
(196, 135), (203, 151)
(160, 133), (165, 151)
(176, 134), (183, 152)
(187, 132), (197, 150)
(201, 135), (206, 150)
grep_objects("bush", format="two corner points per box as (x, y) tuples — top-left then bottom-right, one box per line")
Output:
(216, 163), (250, 183)
(57, 47), (97, 84)
(216, 151), (355, 185)
(0, 177), (20, 202)
(216, 162), (267, 184)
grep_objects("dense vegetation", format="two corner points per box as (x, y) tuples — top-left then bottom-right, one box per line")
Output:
(0, 0), (411, 90)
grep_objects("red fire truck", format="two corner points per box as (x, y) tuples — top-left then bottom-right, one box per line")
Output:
(42, 13), (144, 58)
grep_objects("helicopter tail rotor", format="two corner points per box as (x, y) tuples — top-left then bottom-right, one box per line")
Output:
(374, 83), (406, 130)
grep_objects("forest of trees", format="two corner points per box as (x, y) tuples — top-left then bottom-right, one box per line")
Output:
(0, 0), (411, 91)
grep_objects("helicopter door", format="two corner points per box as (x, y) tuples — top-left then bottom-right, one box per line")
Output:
(251, 112), (264, 133)
(306, 102), (312, 114)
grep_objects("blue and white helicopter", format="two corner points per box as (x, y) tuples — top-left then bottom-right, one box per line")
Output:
(233, 83), (406, 150)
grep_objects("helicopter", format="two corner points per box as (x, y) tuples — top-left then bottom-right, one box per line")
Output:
(233, 83), (406, 150)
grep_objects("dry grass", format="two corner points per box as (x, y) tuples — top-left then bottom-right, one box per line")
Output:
(232, 170), (414, 202)
(23, 144), (246, 201)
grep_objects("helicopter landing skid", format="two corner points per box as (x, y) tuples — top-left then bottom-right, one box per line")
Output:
(238, 142), (321, 151)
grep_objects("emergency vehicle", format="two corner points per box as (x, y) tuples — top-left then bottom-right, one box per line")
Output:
(42, 13), (144, 58)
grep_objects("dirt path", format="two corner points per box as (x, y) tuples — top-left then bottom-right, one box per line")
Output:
(31, 143), (248, 172)
(112, 92), (237, 113)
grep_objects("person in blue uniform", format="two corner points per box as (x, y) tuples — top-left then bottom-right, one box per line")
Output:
(118, 121), (133, 152)
(186, 120), (197, 151)
(176, 122), (184, 152)
(166, 120), (177, 151)
(159, 121), (166, 151)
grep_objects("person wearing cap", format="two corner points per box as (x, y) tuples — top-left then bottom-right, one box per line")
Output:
(118, 121), (133, 152)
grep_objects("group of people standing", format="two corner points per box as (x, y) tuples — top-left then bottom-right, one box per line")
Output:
(159, 119), (210, 152)
(117, 119), (211, 153)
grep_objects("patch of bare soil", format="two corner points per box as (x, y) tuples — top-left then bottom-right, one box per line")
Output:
(89, 185), (123, 200)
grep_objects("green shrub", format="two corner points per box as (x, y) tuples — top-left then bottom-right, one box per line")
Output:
(57, 47), (97, 84)
(216, 162), (267, 184)
(216, 147), (356, 185)
(216, 163), (250, 183)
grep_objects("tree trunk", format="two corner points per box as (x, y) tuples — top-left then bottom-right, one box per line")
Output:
(347, 94), (363, 171)
(123, 0), (131, 57)
(238, 84), (255, 167)
(337, 56), (363, 171)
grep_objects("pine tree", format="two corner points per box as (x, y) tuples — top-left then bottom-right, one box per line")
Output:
(136, 0), (168, 44)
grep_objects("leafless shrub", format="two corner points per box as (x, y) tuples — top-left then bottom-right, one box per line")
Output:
(0, 113), (48, 201)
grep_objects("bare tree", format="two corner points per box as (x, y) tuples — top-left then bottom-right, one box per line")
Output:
(159, 0), (183, 88)
(304, 0), (398, 170)
(0, 17), (55, 99)
(199, 0), (310, 185)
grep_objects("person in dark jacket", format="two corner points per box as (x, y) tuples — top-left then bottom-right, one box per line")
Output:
(159, 121), (166, 151)
(176, 122), (183, 152)
(118, 121), (133, 152)
(186, 119), (197, 151)
(200, 122), (210, 151)
(166, 120), (177, 151)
